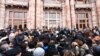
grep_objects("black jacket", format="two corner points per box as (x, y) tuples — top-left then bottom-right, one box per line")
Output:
(13, 34), (25, 46)
(47, 45), (58, 56)
(93, 45), (100, 56)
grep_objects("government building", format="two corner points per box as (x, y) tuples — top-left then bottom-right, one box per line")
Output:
(0, 0), (100, 30)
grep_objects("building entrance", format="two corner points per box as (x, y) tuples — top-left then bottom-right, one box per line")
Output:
(8, 19), (27, 29)
(76, 20), (89, 30)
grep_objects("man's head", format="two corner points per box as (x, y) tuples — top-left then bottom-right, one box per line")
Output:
(0, 42), (10, 53)
(36, 42), (43, 47)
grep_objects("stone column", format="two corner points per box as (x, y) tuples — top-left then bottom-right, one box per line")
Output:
(0, 0), (5, 29)
(65, 0), (71, 29)
(88, 12), (93, 29)
(70, 0), (76, 28)
(5, 10), (9, 28)
(91, 2), (98, 27)
(96, 0), (100, 28)
(27, 0), (35, 30)
(62, 0), (69, 28)
(62, 3), (65, 28)
(36, 0), (43, 29)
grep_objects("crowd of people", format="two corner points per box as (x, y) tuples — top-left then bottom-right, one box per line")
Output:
(0, 27), (100, 56)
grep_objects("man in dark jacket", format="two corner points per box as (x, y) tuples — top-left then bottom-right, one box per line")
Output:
(32, 29), (39, 37)
(47, 40), (59, 56)
(13, 30), (25, 47)
(93, 41), (100, 56)
(75, 31), (85, 43)
(57, 42), (66, 56)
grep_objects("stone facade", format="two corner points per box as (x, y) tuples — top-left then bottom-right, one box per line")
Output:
(0, 0), (5, 29)
(0, 0), (100, 30)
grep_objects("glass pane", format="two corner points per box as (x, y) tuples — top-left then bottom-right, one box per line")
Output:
(15, 12), (19, 18)
(81, 13), (84, 18)
(49, 12), (56, 19)
(76, 24), (78, 29)
(44, 11), (61, 21)
(45, 20), (48, 26)
(87, 20), (88, 22)
(24, 12), (27, 18)
(57, 12), (60, 19)
(9, 11), (13, 18)
(49, 20), (56, 24)
(45, 12), (48, 19)
(78, 14), (81, 18)
(19, 13), (23, 18)
(80, 20), (82, 22)
(86, 13), (88, 18)
(83, 24), (86, 29)
(14, 12), (25, 18)
(83, 20), (85, 22)
(80, 24), (82, 28)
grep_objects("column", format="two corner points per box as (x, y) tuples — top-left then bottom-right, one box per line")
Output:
(62, 2), (66, 28)
(5, 10), (9, 28)
(43, 11), (45, 27)
(22, 16), (24, 29)
(36, 0), (44, 29)
(27, 0), (35, 30)
(96, 0), (100, 28)
(65, 0), (71, 29)
(88, 12), (93, 28)
(59, 12), (61, 27)
(92, 2), (98, 27)
(48, 12), (50, 29)
(71, 0), (76, 28)
(56, 11), (57, 28)
(0, 0), (5, 29)
(11, 11), (14, 29)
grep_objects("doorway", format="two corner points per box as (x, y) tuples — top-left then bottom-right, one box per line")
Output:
(76, 20), (89, 30)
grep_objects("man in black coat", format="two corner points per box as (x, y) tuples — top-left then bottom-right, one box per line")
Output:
(32, 29), (39, 37)
(47, 40), (59, 56)
(13, 30), (25, 47)
(93, 41), (100, 56)
(75, 31), (85, 43)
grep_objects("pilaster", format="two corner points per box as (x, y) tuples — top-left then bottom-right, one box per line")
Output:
(0, 0), (5, 29)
